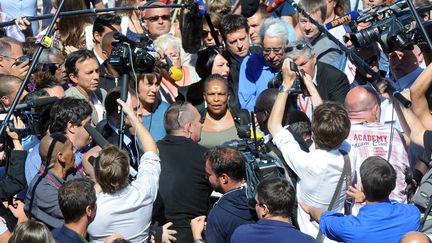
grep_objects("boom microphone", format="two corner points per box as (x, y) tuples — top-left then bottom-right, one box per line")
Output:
(84, 122), (138, 178)
(325, 11), (360, 30)
(164, 54), (183, 81)
(0, 96), (59, 113)
(267, 0), (286, 13)
(182, 0), (204, 53)
(84, 123), (110, 148)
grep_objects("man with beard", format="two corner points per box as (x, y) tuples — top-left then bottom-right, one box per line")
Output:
(196, 146), (256, 243)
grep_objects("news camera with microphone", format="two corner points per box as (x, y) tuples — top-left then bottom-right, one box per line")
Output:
(0, 96), (59, 138)
(108, 32), (157, 73)
(347, 1), (432, 53)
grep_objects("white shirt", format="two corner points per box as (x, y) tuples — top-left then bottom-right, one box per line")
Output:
(88, 151), (161, 243)
(272, 129), (357, 242)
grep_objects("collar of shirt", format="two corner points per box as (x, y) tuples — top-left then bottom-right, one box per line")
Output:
(395, 67), (423, 91)
(312, 65), (318, 86)
(107, 121), (132, 146)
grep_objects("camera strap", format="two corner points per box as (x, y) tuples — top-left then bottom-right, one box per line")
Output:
(316, 150), (351, 242)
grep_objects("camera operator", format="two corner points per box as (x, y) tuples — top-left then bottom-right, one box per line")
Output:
(24, 97), (93, 185)
(190, 147), (257, 243)
(0, 37), (29, 80)
(285, 40), (349, 119)
(0, 116), (27, 201)
(96, 88), (143, 169)
(0, 75), (28, 110)
(268, 58), (357, 240)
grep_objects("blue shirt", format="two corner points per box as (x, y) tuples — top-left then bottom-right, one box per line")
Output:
(320, 200), (420, 243)
(231, 219), (316, 243)
(52, 225), (86, 243)
(238, 53), (278, 112)
(142, 100), (169, 141)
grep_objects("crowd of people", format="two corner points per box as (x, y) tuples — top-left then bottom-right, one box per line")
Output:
(0, 0), (432, 242)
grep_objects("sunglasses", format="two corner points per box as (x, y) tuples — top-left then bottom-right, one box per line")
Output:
(144, 14), (171, 22)
(202, 30), (220, 38)
(36, 63), (62, 75)
(284, 42), (312, 53)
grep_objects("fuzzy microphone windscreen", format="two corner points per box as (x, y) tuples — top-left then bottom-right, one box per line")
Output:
(181, 2), (204, 53)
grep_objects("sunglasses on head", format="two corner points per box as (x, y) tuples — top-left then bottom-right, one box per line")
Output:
(284, 42), (312, 53)
(144, 14), (171, 22)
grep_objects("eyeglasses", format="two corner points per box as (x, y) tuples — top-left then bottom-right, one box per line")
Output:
(0, 55), (19, 62)
(285, 42), (312, 53)
(144, 14), (171, 22)
(263, 47), (284, 55)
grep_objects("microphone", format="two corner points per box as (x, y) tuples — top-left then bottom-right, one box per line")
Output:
(325, 11), (360, 30)
(84, 123), (110, 148)
(0, 96), (59, 113)
(267, 0), (286, 13)
(197, 0), (206, 15)
(182, 0), (204, 53)
(84, 122), (139, 178)
(164, 54), (183, 81)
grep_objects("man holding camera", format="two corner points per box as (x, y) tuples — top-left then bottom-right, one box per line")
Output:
(238, 18), (291, 112)
(285, 40), (350, 119)
(0, 37), (29, 79)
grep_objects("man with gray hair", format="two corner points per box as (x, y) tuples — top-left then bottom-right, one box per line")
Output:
(238, 17), (293, 111)
(285, 40), (350, 118)
(0, 37), (28, 79)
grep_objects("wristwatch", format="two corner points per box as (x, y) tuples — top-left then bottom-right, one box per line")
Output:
(278, 85), (291, 94)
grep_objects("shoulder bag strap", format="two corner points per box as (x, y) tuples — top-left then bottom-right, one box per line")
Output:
(316, 150), (350, 242)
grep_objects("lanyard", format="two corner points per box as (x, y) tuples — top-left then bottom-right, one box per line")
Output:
(39, 166), (61, 189)
(298, 95), (310, 114)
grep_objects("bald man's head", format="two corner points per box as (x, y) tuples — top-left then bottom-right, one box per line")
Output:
(39, 132), (74, 169)
(399, 231), (431, 243)
(345, 86), (381, 122)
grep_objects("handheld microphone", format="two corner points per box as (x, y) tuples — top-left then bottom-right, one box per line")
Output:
(325, 11), (360, 30)
(197, 0), (206, 15)
(163, 54), (183, 81)
(0, 96), (59, 113)
(267, 0), (286, 13)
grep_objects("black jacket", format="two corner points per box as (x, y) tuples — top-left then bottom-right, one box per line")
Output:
(153, 135), (212, 243)
(315, 61), (350, 104)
